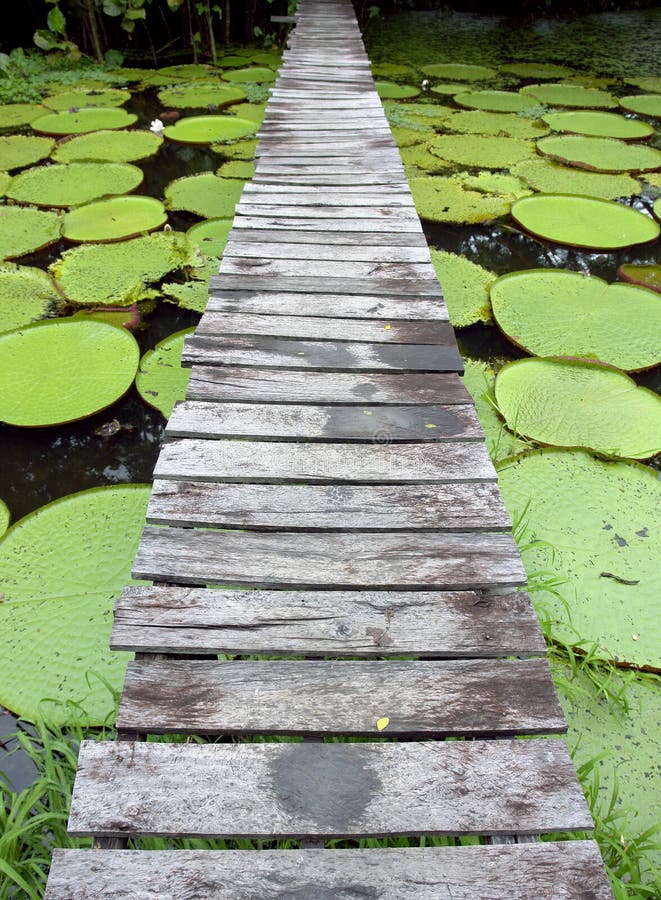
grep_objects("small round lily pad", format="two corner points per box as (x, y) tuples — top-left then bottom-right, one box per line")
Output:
(430, 83), (471, 96)
(511, 158), (641, 201)
(52, 129), (163, 163)
(490, 269), (661, 371)
(165, 172), (245, 218)
(375, 81), (420, 100)
(536, 135), (661, 173)
(0, 206), (61, 261)
(43, 88), (131, 110)
(521, 83), (617, 108)
(136, 327), (196, 418)
(163, 115), (257, 145)
(443, 110), (549, 139)
(421, 63), (496, 81)
(6, 161), (143, 208)
(0, 104), (48, 130)
(223, 67), (276, 84)
(511, 194), (659, 249)
(0, 135), (55, 171)
(619, 94), (661, 118)
(494, 357), (661, 459)
(430, 250), (495, 327)
(618, 263), (661, 293)
(542, 110), (654, 141)
(453, 91), (533, 113)
(63, 196), (167, 242)
(0, 318), (140, 427)
(0, 264), (62, 334)
(157, 82), (246, 110)
(187, 218), (233, 257)
(31, 108), (138, 136)
(430, 134), (535, 168)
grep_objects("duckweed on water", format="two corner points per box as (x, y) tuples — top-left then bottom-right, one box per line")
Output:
(429, 250), (495, 327)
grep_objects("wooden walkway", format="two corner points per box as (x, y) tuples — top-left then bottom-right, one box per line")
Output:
(46, 0), (612, 896)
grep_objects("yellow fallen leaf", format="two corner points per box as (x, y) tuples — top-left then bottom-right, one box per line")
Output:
(384, 324), (391, 330)
(425, 423), (437, 429)
(376, 716), (390, 731)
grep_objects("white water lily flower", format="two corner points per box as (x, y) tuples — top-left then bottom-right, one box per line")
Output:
(421, 79), (430, 91)
(150, 118), (164, 134)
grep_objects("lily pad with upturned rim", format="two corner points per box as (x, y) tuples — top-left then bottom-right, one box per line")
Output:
(0, 318), (140, 427)
(521, 83), (617, 108)
(187, 217), (233, 257)
(536, 135), (661, 174)
(51, 129), (163, 163)
(0, 135), (55, 171)
(490, 269), (661, 371)
(43, 88), (131, 110)
(510, 194), (659, 249)
(158, 63), (215, 80)
(619, 94), (661, 118)
(63, 196), (167, 243)
(430, 83), (471, 96)
(215, 159), (255, 180)
(461, 359), (528, 464)
(453, 91), (533, 113)
(618, 264), (661, 293)
(162, 256), (217, 313)
(430, 133), (535, 169)
(222, 67), (276, 84)
(0, 484), (150, 725)
(164, 173), (245, 219)
(511, 158), (641, 201)
(494, 357), (661, 459)
(421, 63), (496, 81)
(6, 161), (144, 208)
(499, 62), (576, 80)
(0, 264), (63, 334)
(226, 102), (266, 124)
(430, 250), (495, 327)
(157, 82), (246, 110)
(443, 110), (549, 139)
(542, 110), (654, 141)
(0, 206), (62, 261)
(163, 115), (257, 145)
(375, 81), (420, 100)
(31, 108), (138, 136)
(136, 327), (196, 418)
(0, 104), (48, 130)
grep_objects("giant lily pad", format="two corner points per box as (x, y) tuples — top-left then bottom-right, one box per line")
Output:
(618, 264), (661, 293)
(164, 172), (245, 218)
(461, 359), (527, 464)
(375, 81), (420, 100)
(227, 102), (266, 125)
(223, 67), (276, 84)
(498, 449), (660, 669)
(421, 63), (496, 81)
(0, 206), (61, 260)
(162, 256), (217, 312)
(31, 107), (137, 136)
(0, 264), (62, 334)
(158, 64), (215, 80)
(619, 94), (661, 118)
(542, 110), (654, 141)
(0, 135), (54, 171)
(400, 143), (451, 174)
(157, 82), (246, 110)
(521, 83), (617, 108)
(490, 269), (661, 371)
(0, 318), (139, 427)
(163, 115), (257, 145)
(213, 137), (258, 160)
(52, 129), (163, 163)
(430, 249), (495, 327)
(499, 62), (575, 80)
(0, 499), (8, 537)
(43, 88), (131, 110)
(494, 357), (661, 459)
(431, 83), (471, 97)
(0, 104), (48, 129)
(0, 484), (150, 724)
(216, 159), (255, 180)
(390, 126), (429, 147)
(511, 158), (641, 201)
(6, 161), (143, 208)
(136, 327), (196, 418)
(187, 217), (233, 257)
(443, 110), (549, 139)
(625, 77), (661, 93)
(51, 231), (195, 306)
(430, 134), (535, 168)
(537, 135), (661, 174)
(510, 194), (659, 249)
(63, 196), (167, 243)
(453, 91), (533, 113)
(384, 101), (452, 128)
(410, 175), (513, 224)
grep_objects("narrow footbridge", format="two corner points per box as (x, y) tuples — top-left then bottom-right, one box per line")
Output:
(47, 0), (612, 895)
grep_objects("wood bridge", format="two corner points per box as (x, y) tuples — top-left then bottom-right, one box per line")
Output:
(47, 0), (612, 895)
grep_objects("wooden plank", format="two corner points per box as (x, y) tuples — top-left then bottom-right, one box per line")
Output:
(153, 438), (497, 484)
(210, 275), (441, 297)
(67, 739), (593, 838)
(231, 215), (423, 233)
(196, 313), (445, 342)
(234, 195), (414, 211)
(205, 292), (446, 320)
(131, 527), (526, 589)
(185, 368), (470, 405)
(253, 172), (407, 186)
(46, 843), (613, 899)
(223, 242), (430, 263)
(219, 259), (434, 281)
(223, 229), (425, 248)
(146, 480), (510, 531)
(117, 658), (566, 737)
(236, 204), (420, 220)
(165, 401), (483, 443)
(111, 585), (547, 657)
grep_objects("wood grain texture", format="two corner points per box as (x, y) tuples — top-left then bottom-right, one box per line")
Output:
(131, 527), (527, 589)
(209, 274), (442, 297)
(223, 229), (423, 248)
(67, 739), (593, 838)
(219, 257), (436, 282)
(224, 241), (429, 263)
(231, 216), (423, 233)
(111, 585), (547, 657)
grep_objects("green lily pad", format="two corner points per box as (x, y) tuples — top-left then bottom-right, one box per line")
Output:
(0, 484), (150, 725)
(0, 172), (9, 197)
(163, 115), (257, 145)
(6, 161), (143, 208)
(511, 158), (642, 201)
(430, 134), (535, 168)
(0, 135), (54, 171)
(0, 104), (48, 130)
(223, 67), (276, 84)
(136, 327), (196, 418)
(187, 217), (233, 257)
(498, 448), (660, 669)
(0, 206), (61, 261)
(460, 172), (530, 197)
(216, 159), (255, 179)
(162, 257), (216, 312)
(248, 52), (281, 68)
(63, 195), (167, 243)
(138, 72), (186, 88)
(212, 137), (258, 160)
(228, 102), (266, 124)
(384, 101), (452, 128)
(371, 63), (413, 78)
(0, 499), (8, 537)
(51, 231), (195, 307)
(537, 134), (661, 174)
(430, 249), (495, 327)
(499, 62), (576, 80)
(490, 269), (661, 371)
(217, 55), (249, 69)
(410, 175), (513, 224)
(0, 264), (62, 334)
(43, 88), (131, 111)
(0, 318), (140, 427)
(521, 83), (617, 108)
(618, 263), (661, 294)
(619, 94), (661, 118)
(31, 108), (138, 136)
(542, 110), (654, 141)
(375, 81), (420, 100)
(511, 194), (659, 249)
(157, 82), (246, 110)
(443, 110), (549, 139)
(461, 359), (527, 463)
(158, 64), (214, 80)
(390, 125), (429, 147)
(494, 357), (661, 459)
(164, 172), (245, 218)
(453, 91), (533, 113)
(400, 143), (452, 174)
(106, 67), (152, 83)
(431, 83), (471, 96)
(51, 129), (163, 163)
(71, 305), (140, 329)
(422, 62), (496, 81)
(625, 76), (661, 93)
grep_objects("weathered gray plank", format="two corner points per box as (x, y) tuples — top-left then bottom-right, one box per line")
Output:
(224, 242), (429, 263)
(231, 216), (423, 233)
(210, 274), (442, 297)
(223, 228), (425, 248)
(117, 658), (565, 737)
(111, 585), (547, 657)
(235, 205), (418, 219)
(45, 843), (613, 900)
(219, 258), (435, 281)
(67, 739), (593, 838)
(146, 480), (510, 531)
(235, 192), (413, 209)
(253, 172), (407, 186)
(131, 527), (526, 589)
(206, 290), (446, 320)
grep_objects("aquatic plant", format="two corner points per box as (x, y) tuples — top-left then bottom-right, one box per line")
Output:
(136, 328), (197, 418)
